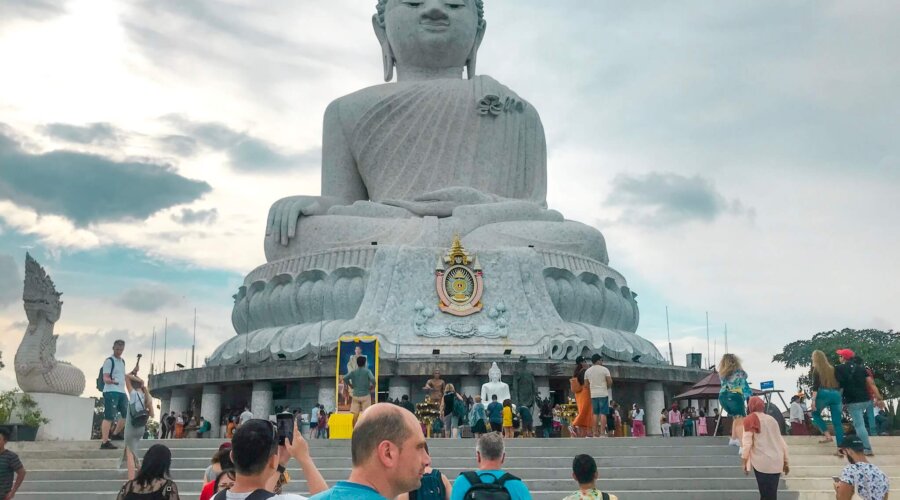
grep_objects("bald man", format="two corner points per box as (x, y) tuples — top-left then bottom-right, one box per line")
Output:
(310, 403), (430, 500)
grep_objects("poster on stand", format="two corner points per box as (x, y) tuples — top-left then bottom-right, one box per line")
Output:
(336, 336), (379, 412)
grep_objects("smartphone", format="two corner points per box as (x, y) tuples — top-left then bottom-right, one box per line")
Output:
(276, 412), (294, 445)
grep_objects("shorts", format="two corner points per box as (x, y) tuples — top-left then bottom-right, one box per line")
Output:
(442, 414), (459, 431)
(719, 391), (747, 417)
(591, 397), (609, 415)
(103, 391), (128, 421)
(490, 421), (502, 432)
(519, 407), (534, 429)
(309, 422), (318, 430)
(350, 395), (372, 416)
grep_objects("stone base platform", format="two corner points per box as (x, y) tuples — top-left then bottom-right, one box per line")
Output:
(30, 393), (94, 441)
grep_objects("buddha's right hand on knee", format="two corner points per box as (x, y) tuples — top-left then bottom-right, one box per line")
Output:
(266, 195), (338, 246)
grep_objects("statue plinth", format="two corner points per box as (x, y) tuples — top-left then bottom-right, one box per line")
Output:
(211, 244), (663, 366)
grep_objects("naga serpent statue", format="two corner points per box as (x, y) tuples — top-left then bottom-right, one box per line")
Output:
(14, 253), (86, 396)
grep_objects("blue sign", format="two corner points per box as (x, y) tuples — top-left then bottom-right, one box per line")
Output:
(760, 380), (775, 390)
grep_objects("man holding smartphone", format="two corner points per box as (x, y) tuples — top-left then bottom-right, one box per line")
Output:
(217, 418), (327, 500)
(834, 436), (890, 500)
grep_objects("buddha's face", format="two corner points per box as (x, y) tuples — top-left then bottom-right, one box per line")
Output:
(384, 0), (481, 71)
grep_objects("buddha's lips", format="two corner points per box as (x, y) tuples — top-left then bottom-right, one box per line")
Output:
(420, 20), (450, 31)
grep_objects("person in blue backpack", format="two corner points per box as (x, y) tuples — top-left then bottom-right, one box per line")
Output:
(100, 340), (131, 450)
(397, 443), (452, 500)
(450, 433), (532, 500)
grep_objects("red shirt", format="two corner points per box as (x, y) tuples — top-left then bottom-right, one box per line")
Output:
(199, 480), (216, 500)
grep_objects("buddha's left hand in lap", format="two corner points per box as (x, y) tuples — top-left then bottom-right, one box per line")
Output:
(383, 186), (502, 217)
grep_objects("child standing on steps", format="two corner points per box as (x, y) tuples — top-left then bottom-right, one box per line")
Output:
(502, 399), (514, 438)
(660, 410), (671, 437)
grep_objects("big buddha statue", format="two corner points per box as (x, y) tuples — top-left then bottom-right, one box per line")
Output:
(208, 0), (666, 367)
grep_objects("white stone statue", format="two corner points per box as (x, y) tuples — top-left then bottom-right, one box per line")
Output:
(263, 0), (605, 263)
(481, 362), (511, 403)
(207, 0), (666, 367)
(14, 253), (86, 396)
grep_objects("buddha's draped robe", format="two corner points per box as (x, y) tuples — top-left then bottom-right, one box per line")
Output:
(349, 76), (548, 205)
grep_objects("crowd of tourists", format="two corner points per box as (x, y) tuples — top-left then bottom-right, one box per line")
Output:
(22, 340), (882, 500)
(111, 403), (624, 500)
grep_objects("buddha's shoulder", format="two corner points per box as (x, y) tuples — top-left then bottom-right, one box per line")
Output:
(327, 83), (398, 115)
(325, 77), (542, 122)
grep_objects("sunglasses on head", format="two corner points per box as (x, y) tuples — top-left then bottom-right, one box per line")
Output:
(246, 418), (278, 445)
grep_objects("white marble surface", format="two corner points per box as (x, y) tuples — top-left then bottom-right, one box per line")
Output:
(31, 393), (93, 441)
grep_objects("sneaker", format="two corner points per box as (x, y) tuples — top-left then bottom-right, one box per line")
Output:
(100, 441), (118, 450)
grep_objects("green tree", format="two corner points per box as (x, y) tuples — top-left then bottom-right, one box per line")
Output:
(772, 328), (900, 400)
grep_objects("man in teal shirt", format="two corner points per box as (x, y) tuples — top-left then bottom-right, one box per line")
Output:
(310, 403), (430, 500)
(451, 433), (532, 500)
(343, 356), (375, 427)
(486, 395), (504, 433)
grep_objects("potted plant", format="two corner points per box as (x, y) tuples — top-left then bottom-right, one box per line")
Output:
(0, 390), (16, 424)
(0, 390), (50, 441)
(17, 393), (49, 441)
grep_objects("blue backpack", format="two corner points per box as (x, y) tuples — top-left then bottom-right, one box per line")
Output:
(410, 470), (447, 500)
(96, 357), (113, 392)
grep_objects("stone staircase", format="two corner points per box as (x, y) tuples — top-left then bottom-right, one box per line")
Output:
(9, 436), (898, 499)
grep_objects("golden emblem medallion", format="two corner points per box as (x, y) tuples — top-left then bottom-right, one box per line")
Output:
(435, 235), (484, 317)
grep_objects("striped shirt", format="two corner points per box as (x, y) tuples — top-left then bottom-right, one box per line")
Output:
(0, 449), (23, 495)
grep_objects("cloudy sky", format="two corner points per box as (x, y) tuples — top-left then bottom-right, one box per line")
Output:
(0, 0), (897, 399)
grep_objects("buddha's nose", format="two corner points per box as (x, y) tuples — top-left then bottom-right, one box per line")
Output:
(421, 2), (450, 21)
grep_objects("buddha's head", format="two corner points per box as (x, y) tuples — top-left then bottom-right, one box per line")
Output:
(374, 0), (487, 81)
(488, 361), (501, 383)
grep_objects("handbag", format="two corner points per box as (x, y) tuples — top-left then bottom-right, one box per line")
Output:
(129, 392), (150, 427)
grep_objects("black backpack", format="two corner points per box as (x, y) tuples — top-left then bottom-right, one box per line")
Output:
(120, 479), (175, 500)
(214, 489), (274, 500)
(96, 356), (114, 392)
(461, 471), (519, 500)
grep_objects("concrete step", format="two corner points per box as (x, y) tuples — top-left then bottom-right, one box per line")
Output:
(24, 465), (756, 481)
(11, 491), (806, 500)
(10, 444), (747, 459)
(17, 477), (777, 493)
(8, 435), (895, 451)
(20, 454), (747, 470)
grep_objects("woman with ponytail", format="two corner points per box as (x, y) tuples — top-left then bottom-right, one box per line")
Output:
(809, 349), (844, 448)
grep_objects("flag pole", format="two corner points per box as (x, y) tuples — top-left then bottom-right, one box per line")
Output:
(163, 317), (168, 373)
(665, 306), (674, 365)
(706, 311), (711, 369)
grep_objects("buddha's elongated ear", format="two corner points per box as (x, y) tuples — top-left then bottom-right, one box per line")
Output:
(466, 19), (487, 80)
(373, 14), (395, 82)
